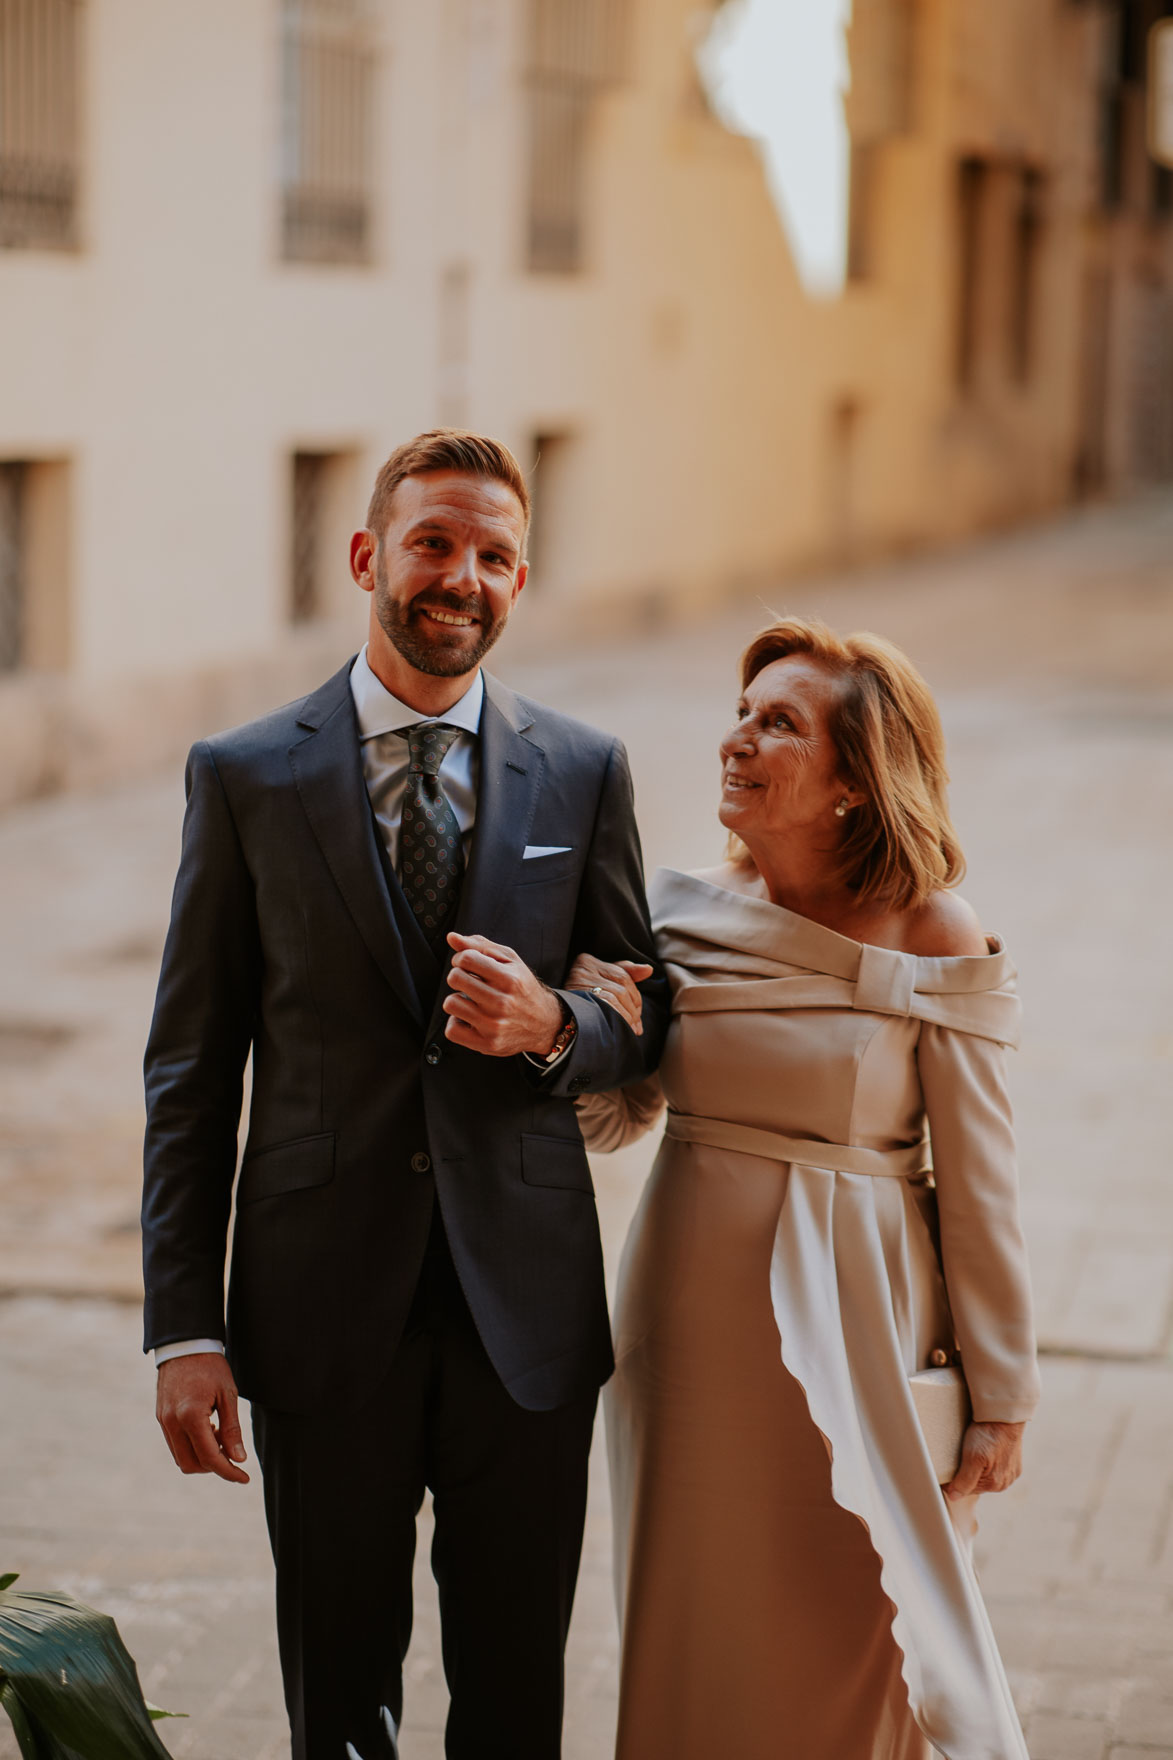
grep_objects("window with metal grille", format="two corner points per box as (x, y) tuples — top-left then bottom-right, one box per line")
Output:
(291, 452), (329, 623)
(524, 0), (627, 273)
(281, 0), (374, 265)
(0, 462), (25, 671)
(0, 0), (81, 251)
(289, 449), (360, 623)
(527, 431), (576, 588)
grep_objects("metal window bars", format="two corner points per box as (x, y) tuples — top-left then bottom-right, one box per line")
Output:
(0, 0), (81, 251)
(281, 0), (373, 265)
(0, 462), (26, 673)
(525, 0), (628, 273)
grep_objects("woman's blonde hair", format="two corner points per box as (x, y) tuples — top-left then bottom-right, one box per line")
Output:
(730, 617), (965, 910)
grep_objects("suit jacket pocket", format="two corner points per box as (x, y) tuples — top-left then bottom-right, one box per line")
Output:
(516, 850), (579, 888)
(237, 1131), (336, 1205)
(520, 1130), (593, 1193)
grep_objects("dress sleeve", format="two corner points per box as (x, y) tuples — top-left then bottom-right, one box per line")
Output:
(916, 1023), (1041, 1423)
(575, 1073), (666, 1153)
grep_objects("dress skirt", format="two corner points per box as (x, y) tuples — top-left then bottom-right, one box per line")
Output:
(591, 868), (1036, 1760)
(606, 1140), (932, 1760)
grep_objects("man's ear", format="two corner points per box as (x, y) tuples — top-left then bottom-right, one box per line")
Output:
(350, 529), (376, 592)
(511, 559), (529, 603)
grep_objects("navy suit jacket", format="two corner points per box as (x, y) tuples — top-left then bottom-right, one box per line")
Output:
(141, 660), (668, 1415)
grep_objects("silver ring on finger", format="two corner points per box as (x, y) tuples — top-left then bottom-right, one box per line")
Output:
(590, 986), (607, 999)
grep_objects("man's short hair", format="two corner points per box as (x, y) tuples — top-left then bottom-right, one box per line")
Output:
(365, 429), (531, 551)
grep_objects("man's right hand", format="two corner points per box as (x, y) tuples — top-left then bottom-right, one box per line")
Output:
(156, 1352), (250, 1485)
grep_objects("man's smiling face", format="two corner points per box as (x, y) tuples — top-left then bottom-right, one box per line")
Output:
(363, 469), (529, 680)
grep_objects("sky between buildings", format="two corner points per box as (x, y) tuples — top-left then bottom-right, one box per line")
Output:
(702, 0), (853, 297)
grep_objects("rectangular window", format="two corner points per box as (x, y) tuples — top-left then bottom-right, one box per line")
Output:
(281, 0), (374, 265)
(290, 449), (360, 624)
(0, 459), (71, 672)
(0, 0), (81, 251)
(527, 432), (576, 591)
(524, 0), (627, 273)
(291, 453), (329, 623)
(0, 462), (26, 671)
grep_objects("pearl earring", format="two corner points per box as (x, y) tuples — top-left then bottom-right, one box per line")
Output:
(834, 800), (848, 817)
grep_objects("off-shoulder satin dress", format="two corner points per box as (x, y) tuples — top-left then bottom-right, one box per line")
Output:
(577, 869), (1040, 1760)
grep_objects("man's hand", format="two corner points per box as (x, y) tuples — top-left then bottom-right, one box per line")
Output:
(156, 1352), (250, 1485)
(944, 1419), (1025, 1501)
(444, 933), (565, 1057)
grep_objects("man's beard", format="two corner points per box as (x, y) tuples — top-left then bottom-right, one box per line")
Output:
(373, 555), (509, 677)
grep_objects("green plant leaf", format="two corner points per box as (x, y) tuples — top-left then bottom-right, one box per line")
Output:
(0, 1576), (19, 1593)
(0, 1584), (176, 1759)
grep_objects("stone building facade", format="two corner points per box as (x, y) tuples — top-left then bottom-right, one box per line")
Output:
(0, 0), (1169, 805)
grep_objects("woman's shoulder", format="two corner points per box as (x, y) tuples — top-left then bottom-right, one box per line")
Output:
(899, 891), (989, 958)
(683, 860), (767, 901)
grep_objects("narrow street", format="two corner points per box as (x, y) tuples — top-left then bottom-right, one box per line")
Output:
(2, 493), (1172, 1760)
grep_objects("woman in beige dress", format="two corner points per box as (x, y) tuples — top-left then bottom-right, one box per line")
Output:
(571, 618), (1039, 1760)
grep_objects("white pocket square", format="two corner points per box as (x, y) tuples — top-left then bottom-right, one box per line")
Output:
(523, 845), (573, 859)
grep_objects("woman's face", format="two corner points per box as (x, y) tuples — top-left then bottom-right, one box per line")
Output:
(718, 654), (857, 848)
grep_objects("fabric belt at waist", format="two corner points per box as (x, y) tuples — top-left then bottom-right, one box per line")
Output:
(664, 1112), (928, 1179)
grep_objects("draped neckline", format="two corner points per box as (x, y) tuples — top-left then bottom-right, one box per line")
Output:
(649, 866), (1012, 991)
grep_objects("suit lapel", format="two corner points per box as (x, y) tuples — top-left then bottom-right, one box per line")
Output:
(289, 662), (425, 1025)
(424, 673), (544, 1041)
(457, 672), (544, 935)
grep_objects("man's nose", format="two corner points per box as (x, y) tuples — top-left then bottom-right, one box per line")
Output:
(445, 544), (480, 591)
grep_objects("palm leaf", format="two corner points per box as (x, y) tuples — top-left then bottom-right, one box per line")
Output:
(0, 1576), (179, 1760)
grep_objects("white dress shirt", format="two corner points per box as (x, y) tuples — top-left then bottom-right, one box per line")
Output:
(155, 649), (563, 1370)
(349, 643), (483, 868)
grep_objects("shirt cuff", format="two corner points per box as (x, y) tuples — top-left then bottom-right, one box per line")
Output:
(522, 1037), (575, 1072)
(154, 1338), (226, 1368)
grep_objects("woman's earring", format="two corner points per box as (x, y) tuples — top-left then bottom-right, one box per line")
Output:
(834, 799), (848, 818)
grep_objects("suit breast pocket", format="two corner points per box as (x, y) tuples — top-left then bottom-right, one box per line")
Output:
(236, 1132), (335, 1205)
(517, 850), (580, 888)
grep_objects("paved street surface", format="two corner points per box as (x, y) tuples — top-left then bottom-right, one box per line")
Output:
(2, 492), (1172, 1759)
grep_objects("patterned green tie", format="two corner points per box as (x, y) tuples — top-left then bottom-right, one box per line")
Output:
(399, 722), (465, 943)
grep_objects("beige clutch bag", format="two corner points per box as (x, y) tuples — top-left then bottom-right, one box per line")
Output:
(909, 1364), (971, 1484)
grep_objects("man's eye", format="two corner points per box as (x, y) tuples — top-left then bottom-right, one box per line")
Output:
(772, 715), (792, 729)
(482, 552), (505, 566)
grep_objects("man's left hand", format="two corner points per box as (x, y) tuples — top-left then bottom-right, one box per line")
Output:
(444, 933), (565, 1057)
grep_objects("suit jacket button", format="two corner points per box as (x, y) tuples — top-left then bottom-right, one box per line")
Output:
(411, 1151), (431, 1174)
(425, 1044), (442, 1066)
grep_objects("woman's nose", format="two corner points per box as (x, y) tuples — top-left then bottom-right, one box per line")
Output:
(719, 722), (755, 761)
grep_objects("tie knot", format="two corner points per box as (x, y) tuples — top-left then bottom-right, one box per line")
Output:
(407, 721), (461, 777)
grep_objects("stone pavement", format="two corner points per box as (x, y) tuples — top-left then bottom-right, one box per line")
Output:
(2, 492), (1173, 1758)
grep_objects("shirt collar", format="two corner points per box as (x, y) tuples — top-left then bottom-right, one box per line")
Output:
(349, 644), (485, 742)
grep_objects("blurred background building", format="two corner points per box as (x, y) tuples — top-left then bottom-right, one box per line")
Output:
(0, 0), (1171, 807)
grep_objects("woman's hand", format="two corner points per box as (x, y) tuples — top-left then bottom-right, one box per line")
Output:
(945, 1420), (1025, 1501)
(565, 953), (653, 1035)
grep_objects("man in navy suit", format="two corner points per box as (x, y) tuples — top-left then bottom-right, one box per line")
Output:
(142, 430), (667, 1759)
